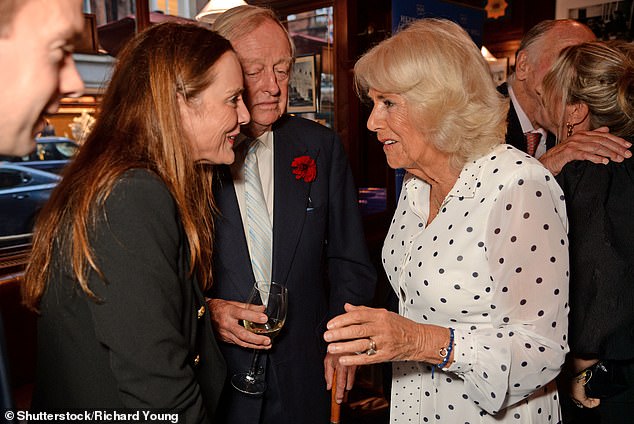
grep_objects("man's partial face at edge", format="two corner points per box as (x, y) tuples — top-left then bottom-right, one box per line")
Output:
(527, 24), (596, 129)
(230, 19), (293, 138)
(0, 0), (84, 156)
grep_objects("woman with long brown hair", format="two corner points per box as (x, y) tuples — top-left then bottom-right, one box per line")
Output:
(22, 22), (249, 422)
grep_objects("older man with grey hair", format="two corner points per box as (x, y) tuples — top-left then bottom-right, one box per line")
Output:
(204, 5), (377, 424)
(499, 19), (632, 175)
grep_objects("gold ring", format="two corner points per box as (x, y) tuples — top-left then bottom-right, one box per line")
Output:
(366, 338), (377, 356)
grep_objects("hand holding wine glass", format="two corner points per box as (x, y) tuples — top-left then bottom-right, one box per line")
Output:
(231, 281), (288, 395)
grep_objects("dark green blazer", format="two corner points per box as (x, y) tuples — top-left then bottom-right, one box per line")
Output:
(33, 170), (225, 423)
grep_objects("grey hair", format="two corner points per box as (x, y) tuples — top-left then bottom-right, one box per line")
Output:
(212, 5), (295, 58)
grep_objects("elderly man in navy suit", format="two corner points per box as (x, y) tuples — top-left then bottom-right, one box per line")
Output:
(205, 5), (377, 424)
(499, 19), (632, 175)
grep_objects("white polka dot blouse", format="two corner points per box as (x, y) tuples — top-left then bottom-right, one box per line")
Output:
(383, 144), (570, 423)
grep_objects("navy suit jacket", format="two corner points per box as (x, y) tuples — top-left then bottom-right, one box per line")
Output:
(210, 115), (376, 424)
(498, 82), (556, 153)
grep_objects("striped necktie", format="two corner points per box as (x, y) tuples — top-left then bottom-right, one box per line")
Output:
(244, 139), (272, 288)
(525, 131), (541, 157)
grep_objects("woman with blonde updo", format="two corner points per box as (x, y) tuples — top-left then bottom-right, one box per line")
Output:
(541, 41), (634, 423)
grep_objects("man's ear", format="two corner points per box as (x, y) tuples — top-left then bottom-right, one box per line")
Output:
(515, 50), (530, 81)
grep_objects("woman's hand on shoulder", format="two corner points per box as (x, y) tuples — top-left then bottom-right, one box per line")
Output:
(539, 127), (632, 175)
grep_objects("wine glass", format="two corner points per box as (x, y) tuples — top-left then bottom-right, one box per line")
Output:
(231, 281), (288, 395)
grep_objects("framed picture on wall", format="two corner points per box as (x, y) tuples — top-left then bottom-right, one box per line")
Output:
(288, 55), (317, 113)
(557, 0), (633, 40)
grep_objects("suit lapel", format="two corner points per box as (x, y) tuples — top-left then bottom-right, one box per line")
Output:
(499, 83), (527, 152)
(215, 166), (254, 300)
(546, 131), (557, 150)
(272, 120), (317, 287)
(507, 101), (528, 152)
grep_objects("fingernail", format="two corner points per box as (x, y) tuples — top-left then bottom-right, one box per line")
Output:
(324, 333), (332, 342)
(625, 150), (632, 157)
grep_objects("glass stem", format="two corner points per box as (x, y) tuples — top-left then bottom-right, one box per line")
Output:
(247, 349), (261, 379)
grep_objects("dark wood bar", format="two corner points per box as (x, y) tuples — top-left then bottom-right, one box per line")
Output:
(1, 1), (581, 420)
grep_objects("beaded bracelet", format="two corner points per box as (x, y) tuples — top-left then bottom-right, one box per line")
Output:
(431, 327), (454, 379)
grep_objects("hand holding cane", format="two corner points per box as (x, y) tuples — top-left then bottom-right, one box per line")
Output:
(330, 369), (341, 424)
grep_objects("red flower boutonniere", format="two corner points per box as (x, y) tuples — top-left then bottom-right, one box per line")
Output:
(291, 155), (317, 182)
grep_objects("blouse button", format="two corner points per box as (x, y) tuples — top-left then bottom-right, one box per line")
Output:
(193, 354), (201, 367)
(197, 305), (205, 319)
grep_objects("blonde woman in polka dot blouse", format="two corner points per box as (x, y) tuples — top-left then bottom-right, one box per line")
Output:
(324, 19), (570, 423)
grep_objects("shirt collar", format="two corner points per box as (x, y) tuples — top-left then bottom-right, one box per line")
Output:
(254, 130), (273, 151)
(403, 173), (430, 220)
(508, 85), (536, 134)
(230, 131), (273, 179)
(402, 144), (509, 216)
(447, 144), (509, 200)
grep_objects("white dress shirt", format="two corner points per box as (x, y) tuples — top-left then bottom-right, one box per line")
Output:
(508, 86), (548, 158)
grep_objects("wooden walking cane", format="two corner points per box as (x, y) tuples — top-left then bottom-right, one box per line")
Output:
(330, 369), (341, 424)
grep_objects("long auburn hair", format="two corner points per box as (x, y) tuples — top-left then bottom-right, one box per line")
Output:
(23, 22), (233, 310)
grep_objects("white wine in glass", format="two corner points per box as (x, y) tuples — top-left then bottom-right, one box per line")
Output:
(231, 281), (288, 395)
(243, 317), (285, 339)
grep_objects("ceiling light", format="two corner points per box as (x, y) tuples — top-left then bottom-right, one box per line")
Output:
(195, 0), (248, 24)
